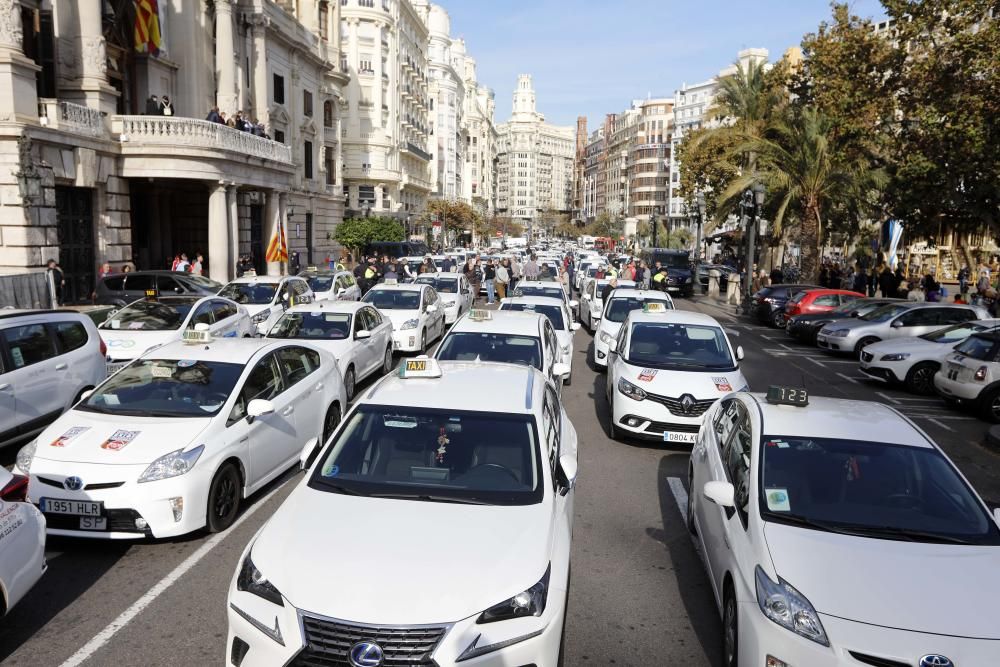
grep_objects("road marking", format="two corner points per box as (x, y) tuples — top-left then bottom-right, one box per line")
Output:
(876, 391), (942, 403)
(877, 391), (902, 405)
(927, 418), (955, 431)
(836, 372), (864, 385)
(59, 479), (293, 667)
(667, 476), (689, 518)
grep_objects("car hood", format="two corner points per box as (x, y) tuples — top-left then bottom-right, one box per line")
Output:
(764, 522), (1000, 638)
(863, 337), (944, 357)
(32, 412), (213, 466)
(666, 267), (691, 277)
(621, 361), (746, 396)
(821, 317), (882, 333)
(382, 309), (421, 329)
(243, 303), (276, 316)
(100, 330), (178, 361)
(253, 487), (553, 624)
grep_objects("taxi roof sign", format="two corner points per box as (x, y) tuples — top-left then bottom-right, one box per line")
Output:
(398, 356), (442, 379)
(182, 324), (213, 345)
(642, 302), (668, 313)
(469, 309), (493, 321)
(766, 386), (808, 407)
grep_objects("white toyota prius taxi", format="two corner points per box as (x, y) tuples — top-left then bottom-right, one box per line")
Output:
(226, 358), (578, 667)
(606, 309), (746, 443)
(15, 332), (346, 539)
(688, 387), (1000, 667)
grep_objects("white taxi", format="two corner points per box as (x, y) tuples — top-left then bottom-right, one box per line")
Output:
(414, 273), (475, 324)
(218, 275), (314, 335)
(15, 333), (346, 539)
(266, 301), (394, 401)
(363, 283), (446, 354)
(574, 257), (607, 291)
(299, 269), (361, 302)
(688, 387), (1000, 667)
(436, 309), (571, 386)
(100, 295), (253, 375)
(605, 310), (746, 443)
(935, 331), (1000, 422)
(0, 468), (46, 616)
(226, 358), (578, 667)
(579, 278), (637, 332)
(512, 280), (578, 319)
(499, 296), (579, 385)
(593, 290), (674, 370)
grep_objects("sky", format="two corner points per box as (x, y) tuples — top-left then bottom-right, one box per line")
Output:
(444, 0), (887, 129)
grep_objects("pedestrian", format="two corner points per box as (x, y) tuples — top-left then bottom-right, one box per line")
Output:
(484, 259), (497, 305)
(170, 253), (181, 271)
(442, 254), (455, 273)
(958, 265), (971, 297)
(160, 95), (174, 116)
(145, 95), (161, 115)
(496, 259), (510, 300)
(122, 263), (133, 274)
(867, 266), (878, 297)
(524, 254), (540, 281)
(922, 272), (940, 302)
(879, 265), (895, 298)
(364, 257), (379, 290)
(769, 266), (784, 285)
(652, 267), (668, 291)
(191, 253), (204, 276)
(176, 253), (191, 273)
(206, 107), (221, 123)
(353, 256), (367, 291)
(98, 261), (113, 279)
(46, 258), (65, 306)
(464, 259), (480, 302)
(383, 261), (399, 282)
(510, 255), (522, 292)
(601, 277), (619, 303)
(641, 261), (651, 290)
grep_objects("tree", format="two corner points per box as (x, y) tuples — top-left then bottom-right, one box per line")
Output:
(676, 126), (741, 222)
(422, 199), (481, 242)
(331, 216), (404, 256)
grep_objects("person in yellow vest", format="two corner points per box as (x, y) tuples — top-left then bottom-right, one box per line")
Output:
(606, 264), (619, 279)
(652, 268), (668, 291)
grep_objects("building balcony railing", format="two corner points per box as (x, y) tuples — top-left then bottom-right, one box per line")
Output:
(399, 141), (431, 161)
(113, 115), (293, 164)
(38, 99), (107, 138)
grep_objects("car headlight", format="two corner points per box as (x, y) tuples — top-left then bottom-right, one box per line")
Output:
(399, 318), (419, 330)
(755, 566), (829, 646)
(251, 310), (270, 324)
(16, 439), (37, 474)
(137, 445), (205, 483)
(618, 377), (647, 401)
(880, 352), (910, 361)
(477, 565), (549, 624)
(829, 328), (850, 338)
(237, 552), (284, 607)
(599, 330), (616, 345)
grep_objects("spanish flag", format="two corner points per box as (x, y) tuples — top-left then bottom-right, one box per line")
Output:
(266, 217), (289, 263)
(133, 0), (162, 55)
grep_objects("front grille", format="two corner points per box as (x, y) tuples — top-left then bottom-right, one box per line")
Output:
(291, 616), (447, 667)
(36, 477), (124, 491)
(644, 391), (715, 417)
(848, 651), (911, 667)
(640, 420), (702, 436)
(860, 351), (874, 362)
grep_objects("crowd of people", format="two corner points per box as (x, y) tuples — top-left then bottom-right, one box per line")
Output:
(205, 107), (269, 137)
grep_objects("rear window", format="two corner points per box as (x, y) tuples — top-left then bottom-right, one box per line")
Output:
(53, 321), (89, 353)
(102, 276), (125, 291)
(954, 335), (999, 361)
(2, 324), (57, 369)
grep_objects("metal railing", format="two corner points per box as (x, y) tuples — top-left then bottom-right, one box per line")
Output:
(114, 116), (293, 163)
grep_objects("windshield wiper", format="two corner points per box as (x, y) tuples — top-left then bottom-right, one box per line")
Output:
(314, 480), (366, 496)
(762, 512), (854, 535)
(369, 492), (491, 505)
(834, 524), (973, 545)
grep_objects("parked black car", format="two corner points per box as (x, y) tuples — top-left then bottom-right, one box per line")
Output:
(750, 283), (820, 327)
(785, 297), (903, 344)
(95, 271), (223, 306)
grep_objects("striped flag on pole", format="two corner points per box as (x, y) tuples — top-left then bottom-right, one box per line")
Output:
(265, 217), (289, 263)
(133, 0), (162, 55)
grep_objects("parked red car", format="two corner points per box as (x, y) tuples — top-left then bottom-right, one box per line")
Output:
(782, 288), (865, 323)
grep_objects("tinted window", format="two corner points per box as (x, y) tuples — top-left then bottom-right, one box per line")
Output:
(211, 301), (238, 322)
(219, 282), (278, 305)
(230, 355), (285, 421)
(953, 335), (998, 361)
(102, 276), (125, 291)
(157, 276), (183, 293)
(123, 275), (155, 291)
(276, 347), (319, 386)
(814, 295), (839, 307)
(102, 300), (195, 331)
(268, 312), (350, 340)
(605, 296), (673, 322)
(940, 308), (976, 325)
(860, 304), (910, 322)
(53, 321), (89, 353)
(306, 276), (335, 293)
(500, 302), (565, 330)
(363, 289), (421, 310)
(897, 308), (939, 326)
(514, 285), (565, 301)
(436, 332), (542, 370)
(190, 303), (214, 327)
(3, 324), (56, 369)
(923, 323), (983, 344)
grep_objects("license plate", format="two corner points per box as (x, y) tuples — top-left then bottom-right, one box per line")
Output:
(80, 516), (107, 530)
(106, 361), (128, 375)
(40, 498), (103, 516)
(667, 287), (680, 292)
(663, 432), (697, 444)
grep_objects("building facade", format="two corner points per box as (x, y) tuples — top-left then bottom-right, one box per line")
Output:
(0, 0), (349, 300)
(630, 98), (673, 222)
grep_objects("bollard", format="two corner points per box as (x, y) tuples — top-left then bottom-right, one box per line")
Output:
(708, 269), (720, 298)
(726, 278), (740, 305)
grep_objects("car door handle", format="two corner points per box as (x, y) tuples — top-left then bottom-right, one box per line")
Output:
(238, 436), (249, 444)
(55, 363), (68, 370)
(0, 383), (10, 391)
(282, 406), (294, 416)
(314, 383), (324, 391)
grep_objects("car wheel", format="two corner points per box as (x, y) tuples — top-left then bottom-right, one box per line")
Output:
(722, 582), (739, 667)
(344, 367), (356, 402)
(854, 336), (880, 358)
(686, 464), (696, 535)
(380, 346), (393, 376)
(772, 310), (786, 328)
(322, 403), (342, 445)
(979, 389), (1000, 423)
(418, 329), (427, 355)
(206, 463), (241, 533)
(905, 362), (939, 396)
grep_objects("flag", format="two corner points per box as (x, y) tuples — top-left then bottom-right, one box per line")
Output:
(266, 217), (289, 263)
(133, 0), (162, 55)
(887, 220), (903, 270)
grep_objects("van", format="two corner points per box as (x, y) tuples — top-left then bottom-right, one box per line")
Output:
(0, 310), (107, 448)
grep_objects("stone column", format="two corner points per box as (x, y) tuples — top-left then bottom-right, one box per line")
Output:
(208, 183), (230, 283)
(0, 0), (41, 123)
(63, 0), (117, 115)
(215, 0), (238, 115)
(227, 185), (239, 280)
(250, 15), (269, 128)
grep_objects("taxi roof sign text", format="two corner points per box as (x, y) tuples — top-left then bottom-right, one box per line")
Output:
(398, 357), (442, 379)
(642, 302), (668, 313)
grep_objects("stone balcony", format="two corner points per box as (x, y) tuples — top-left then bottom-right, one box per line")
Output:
(38, 99), (108, 138)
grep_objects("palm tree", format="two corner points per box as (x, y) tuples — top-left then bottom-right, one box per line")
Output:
(713, 57), (785, 151)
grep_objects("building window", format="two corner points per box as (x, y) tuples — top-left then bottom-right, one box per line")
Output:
(303, 90), (313, 117)
(359, 57), (374, 73)
(304, 141), (314, 179)
(325, 148), (336, 185)
(340, 55), (348, 71)
(273, 74), (285, 104)
(359, 185), (376, 206)
(274, 129), (285, 143)
(323, 100), (334, 128)
(319, 1), (329, 40)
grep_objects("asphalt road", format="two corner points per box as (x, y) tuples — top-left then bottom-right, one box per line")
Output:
(3, 295), (999, 667)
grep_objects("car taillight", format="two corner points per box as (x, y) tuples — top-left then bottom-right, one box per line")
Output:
(99, 338), (107, 357)
(1, 474), (29, 502)
(975, 366), (989, 381)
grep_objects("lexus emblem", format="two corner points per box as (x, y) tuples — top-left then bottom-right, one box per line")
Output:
(64, 476), (84, 491)
(919, 656), (954, 667)
(680, 394), (696, 414)
(349, 642), (384, 667)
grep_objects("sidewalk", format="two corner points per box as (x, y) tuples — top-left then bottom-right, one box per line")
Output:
(684, 292), (742, 323)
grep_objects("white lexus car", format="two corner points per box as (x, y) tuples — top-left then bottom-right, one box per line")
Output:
(499, 296), (580, 385)
(688, 387), (1000, 667)
(226, 359), (578, 667)
(593, 290), (674, 370)
(0, 468), (46, 617)
(15, 334), (346, 539)
(218, 275), (315, 335)
(363, 283), (446, 354)
(606, 310), (746, 443)
(100, 295), (254, 375)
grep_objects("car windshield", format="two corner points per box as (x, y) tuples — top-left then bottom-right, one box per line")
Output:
(219, 282), (277, 305)
(605, 297), (673, 323)
(79, 359), (243, 417)
(305, 276), (335, 293)
(627, 322), (735, 370)
(953, 335), (998, 360)
(860, 303), (910, 322)
(364, 289), (421, 310)
(102, 301), (194, 331)
(500, 303), (565, 330)
(921, 322), (983, 344)
(268, 311), (350, 340)
(515, 285), (564, 301)
(760, 436), (1000, 545)
(436, 332), (542, 370)
(308, 406), (542, 505)
(415, 276), (459, 293)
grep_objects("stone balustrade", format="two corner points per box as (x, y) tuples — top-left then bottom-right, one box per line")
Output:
(113, 115), (293, 164)
(38, 99), (108, 138)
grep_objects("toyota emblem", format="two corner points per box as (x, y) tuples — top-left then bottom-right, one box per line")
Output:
(64, 476), (84, 491)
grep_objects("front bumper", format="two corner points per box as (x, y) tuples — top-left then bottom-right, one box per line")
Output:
(392, 329), (423, 352)
(611, 392), (703, 444)
(593, 336), (610, 368)
(816, 331), (860, 353)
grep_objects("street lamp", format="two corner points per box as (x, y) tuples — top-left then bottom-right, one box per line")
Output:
(742, 182), (767, 309)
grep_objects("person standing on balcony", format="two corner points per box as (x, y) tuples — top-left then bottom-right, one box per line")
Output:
(160, 96), (174, 116)
(206, 107), (222, 123)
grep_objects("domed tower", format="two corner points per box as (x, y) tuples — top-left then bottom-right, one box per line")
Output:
(512, 74), (537, 120)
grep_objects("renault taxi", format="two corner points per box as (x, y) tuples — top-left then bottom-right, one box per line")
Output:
(593, 291), (674, 370)
(606, 310), (746, 443)
(226, 358), (578, 667)
(15, 331), (346, 539)
(100, 295), (253, 375)
(499, 297), (580, 385)
(218, 275), (315, 335)
(579, 278), (636, 331)
(688, 387), (1000, 667)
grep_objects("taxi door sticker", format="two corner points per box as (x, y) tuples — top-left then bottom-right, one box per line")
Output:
(637, 369), (658, 382)
(712, 376), (733, 392)
(101, 429), (140, 451)
(49, 426), (90, 448)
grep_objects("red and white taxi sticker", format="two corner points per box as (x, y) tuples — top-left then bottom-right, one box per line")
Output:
(49, 426), (90, 448)
(712, 376), (733, 392)
(100, 429), (140, 451)
(637, 369), (658, 382)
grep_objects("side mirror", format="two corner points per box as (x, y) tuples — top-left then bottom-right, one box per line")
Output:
(355, 329), (371, 340)
(890, 319), (905, 328)
(553, 362), (571, 379)
(282, 292), (290, 301)
(571, 322), (581, 332)
(849, 310), (860, 317)
(555, 453), (578, 495)
(703, 480), (736, 508)
(426, 304), (438, 313)
(736, 345), (745, 361)
(246, 398), (275, 423)
(174, 286), (184, 293)
(337, 288), (346, 297)
(299, 437), (320, 471)
(79, 389), (94, 401)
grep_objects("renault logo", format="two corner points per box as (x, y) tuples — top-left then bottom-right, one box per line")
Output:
(919, 656), (954, 667)
(64, 476), (84, 491)
(680, 394), (696, 414)
(349, 642), (384, 667)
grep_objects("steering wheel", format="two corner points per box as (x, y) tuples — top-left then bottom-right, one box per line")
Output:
(884, 493), (919, 509)
(467, 463), (520, 483)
